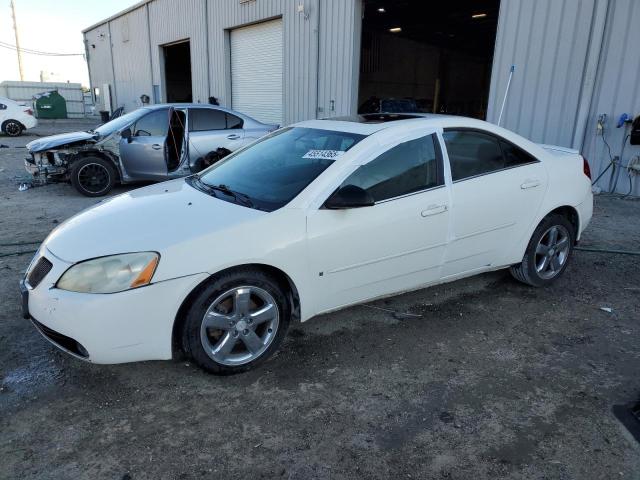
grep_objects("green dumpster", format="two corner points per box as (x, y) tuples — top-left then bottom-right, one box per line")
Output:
(34, 91), (68, 119)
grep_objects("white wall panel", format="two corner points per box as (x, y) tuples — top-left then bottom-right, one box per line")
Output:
(230, 19), (284, 124)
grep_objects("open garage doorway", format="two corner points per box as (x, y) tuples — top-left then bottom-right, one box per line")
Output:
(163, 40), (192, 103)
(359, 0), (500, 119)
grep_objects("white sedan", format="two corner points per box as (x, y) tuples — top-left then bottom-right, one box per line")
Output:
(21, 114), (593, 374)
(1, 96), (37, 136)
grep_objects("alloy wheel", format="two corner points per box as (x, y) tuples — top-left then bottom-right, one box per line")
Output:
(77, 163), (111, 194)
(534, 225), (571, 280)
(200, 286), (280, 366)
(5, 121), (21, 136)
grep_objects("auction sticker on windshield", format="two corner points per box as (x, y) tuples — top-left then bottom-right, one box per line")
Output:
(302, 150), (345, 160)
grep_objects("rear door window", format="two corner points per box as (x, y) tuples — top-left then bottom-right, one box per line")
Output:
(443, 130), (504, 181)
(189, 108), (226, 131)
(340, 134), (443, 202)
(500, 140), (538, 168)
(226, 113), (243, 129)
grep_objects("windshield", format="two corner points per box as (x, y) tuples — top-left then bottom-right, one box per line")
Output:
(195, 127), (366, 211)
(93, 109), (149, 136)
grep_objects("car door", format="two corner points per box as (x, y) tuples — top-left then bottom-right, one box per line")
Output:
(441, 129), (548, 278)
(119, 108), (170, 180)
(187, 108), (245, 167)
(306, 132), (450, 314)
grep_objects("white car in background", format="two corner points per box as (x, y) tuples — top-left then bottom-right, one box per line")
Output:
(21, 113), (593, 374)
(0, 96), (37, 136)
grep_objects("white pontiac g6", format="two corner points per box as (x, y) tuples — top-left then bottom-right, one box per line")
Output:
(21, 114), (593, 374)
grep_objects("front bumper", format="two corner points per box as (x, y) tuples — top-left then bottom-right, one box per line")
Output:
(24, 250), (208, 364)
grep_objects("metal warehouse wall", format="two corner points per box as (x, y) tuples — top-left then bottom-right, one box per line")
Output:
(207, 0), (361, 123)
(109, 5), (153, 112)
(487, 0), (596, 147)
(83, 0), (361, 125)
(148, 0), (209, 104)
(488, 0), (640, 195)
(84, 24), (115, 111)
(580, 0), (640, 197)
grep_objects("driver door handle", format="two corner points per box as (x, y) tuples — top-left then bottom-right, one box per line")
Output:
(227, 134), (241, 140)
(421, 204), (448, 217)
(152, 144), (162, 150)
(521, 179), (540, 189)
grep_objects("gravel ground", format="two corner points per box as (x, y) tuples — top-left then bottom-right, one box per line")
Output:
(1, 120), (639, 480)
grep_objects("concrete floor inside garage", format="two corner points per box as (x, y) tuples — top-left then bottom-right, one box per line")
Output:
(1, 120), (640, 479)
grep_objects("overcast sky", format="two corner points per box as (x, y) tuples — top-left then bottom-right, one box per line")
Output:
(1, 0), (137, 86)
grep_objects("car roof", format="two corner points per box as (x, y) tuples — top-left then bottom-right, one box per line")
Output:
(293, 114), (491, 136)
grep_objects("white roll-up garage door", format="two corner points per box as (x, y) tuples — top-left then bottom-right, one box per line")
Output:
(231, 19), (284, 125)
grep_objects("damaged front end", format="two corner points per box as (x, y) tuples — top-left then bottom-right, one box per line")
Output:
(24, 131), (121, 185)
(25, 149), (77, 183)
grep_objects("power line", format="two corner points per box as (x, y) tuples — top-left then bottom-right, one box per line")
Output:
(0, 41), (84, 57)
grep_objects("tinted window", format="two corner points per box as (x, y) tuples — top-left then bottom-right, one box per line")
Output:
(443, 130), (504, 181)
(94, 109), (148, 136)
(190, 108), (226, 131)
(226, 113), (243, 129)
(134, 109), (169, 137)
(341, 134), (442, 202)
(197, 127), (366, 211)
(0, 103), (6, 110)
(500, 140), (538, 167)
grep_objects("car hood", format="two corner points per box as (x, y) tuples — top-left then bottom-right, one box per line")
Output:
(43, 179), (266, 271)
(27, 131), (97, 153)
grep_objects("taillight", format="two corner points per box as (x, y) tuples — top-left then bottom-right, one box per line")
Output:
(582, 156), (592, 180)
(24, 108), (33, 116)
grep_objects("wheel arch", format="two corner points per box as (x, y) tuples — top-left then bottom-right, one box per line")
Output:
(510, 204), (581, 267)
(544, 205), (580, 242)
(171, 263), (301, 357)
(72, 150), (122, 181)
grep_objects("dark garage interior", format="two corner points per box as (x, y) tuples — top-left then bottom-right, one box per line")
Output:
(163, 40), (193, 103)
(359, 0), (500, 118)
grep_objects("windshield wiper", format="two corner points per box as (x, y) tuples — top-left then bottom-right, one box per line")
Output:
(208, 183), (255, 209)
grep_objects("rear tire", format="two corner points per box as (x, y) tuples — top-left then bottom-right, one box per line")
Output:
(510, 214), (575, 287)
(181, 268), (291, 375)
(70, 156), (116, 197)
(2, 120), (23, 137)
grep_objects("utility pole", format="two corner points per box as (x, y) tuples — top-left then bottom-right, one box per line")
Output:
(10, 0), (25, 81)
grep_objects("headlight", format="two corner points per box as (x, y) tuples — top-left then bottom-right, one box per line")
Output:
(56, 252), (159, 294)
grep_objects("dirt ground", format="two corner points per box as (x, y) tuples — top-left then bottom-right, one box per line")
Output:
(1, 119), (640, 480)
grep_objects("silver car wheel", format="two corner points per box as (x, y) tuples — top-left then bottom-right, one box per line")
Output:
(200, 286), (280, 366)
(534, 225), (571, 280)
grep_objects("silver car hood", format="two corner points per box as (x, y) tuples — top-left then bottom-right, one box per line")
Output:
(27, 131), (97, 153)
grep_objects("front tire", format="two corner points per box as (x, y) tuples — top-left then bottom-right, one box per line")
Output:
(510, 214), (575, 287)
(182, 268), (291, 375)
(70, 156), (116, 197)
(2, 120), (23, 137)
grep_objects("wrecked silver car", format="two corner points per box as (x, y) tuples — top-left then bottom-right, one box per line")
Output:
(25, 104), (277, 196)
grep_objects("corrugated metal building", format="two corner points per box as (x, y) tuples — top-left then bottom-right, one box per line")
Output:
(83, 0), (640, 195)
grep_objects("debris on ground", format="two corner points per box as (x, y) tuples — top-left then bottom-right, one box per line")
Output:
(600, 307), (613, 313)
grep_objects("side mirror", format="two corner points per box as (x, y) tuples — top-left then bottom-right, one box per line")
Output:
(324, 185), (375, 209)
(121, 127), (132, 142)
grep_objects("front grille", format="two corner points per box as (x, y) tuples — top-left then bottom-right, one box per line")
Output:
(27, 257), (53, 288)
(32, 318), (89, 358)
